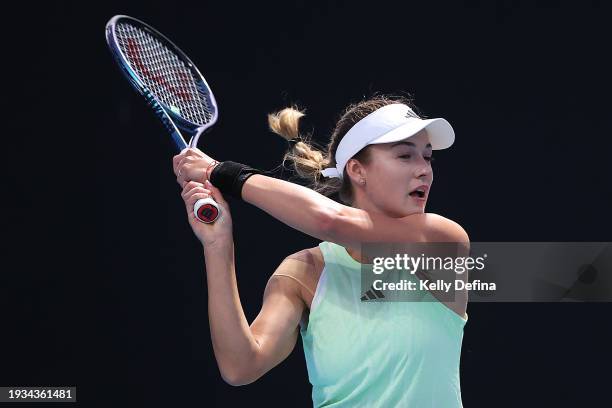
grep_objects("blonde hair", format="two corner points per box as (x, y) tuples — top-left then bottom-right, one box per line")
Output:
(268, 95), (417, 204)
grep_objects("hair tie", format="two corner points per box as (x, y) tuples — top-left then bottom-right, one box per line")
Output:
(287, 138), (301, 148)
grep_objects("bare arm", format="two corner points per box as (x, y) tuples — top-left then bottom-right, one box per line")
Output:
(205, 245), (306, 386)
(242, 174), (468, 246)
(178, 179), (306, 386)
(174, 150), (468, 246)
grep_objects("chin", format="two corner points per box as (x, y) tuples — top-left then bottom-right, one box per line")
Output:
(388, 207), (423, 218)
(404, 205), (425, 216)
(380, 200), (425, 218)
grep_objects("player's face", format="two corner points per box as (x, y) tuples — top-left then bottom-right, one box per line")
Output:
(361, 130), (434, 217)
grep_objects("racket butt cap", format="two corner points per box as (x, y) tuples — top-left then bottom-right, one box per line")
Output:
(194, 198), (220, 223)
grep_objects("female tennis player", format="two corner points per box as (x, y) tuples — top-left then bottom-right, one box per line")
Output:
(174, 96), (469, 407)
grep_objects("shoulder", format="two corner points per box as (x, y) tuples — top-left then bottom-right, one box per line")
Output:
(408, 213), (470, 244)
(268, 247), (323, 307)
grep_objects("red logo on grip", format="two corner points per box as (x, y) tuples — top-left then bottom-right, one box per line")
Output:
(197, 204), (218, 223)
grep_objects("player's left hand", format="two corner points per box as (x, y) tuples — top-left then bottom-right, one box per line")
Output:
(173, 148), (218, 187)
(181, 180), (232, 246)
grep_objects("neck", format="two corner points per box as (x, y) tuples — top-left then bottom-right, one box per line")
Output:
(342, 197), (380, 265)
(351, 192), (386, 217)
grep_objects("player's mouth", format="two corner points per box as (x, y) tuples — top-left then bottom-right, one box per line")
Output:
(408, 184), (429, 201)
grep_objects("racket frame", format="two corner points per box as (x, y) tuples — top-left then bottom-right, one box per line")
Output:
(105, 15), (219, 151)
(106, 15), (222, 224)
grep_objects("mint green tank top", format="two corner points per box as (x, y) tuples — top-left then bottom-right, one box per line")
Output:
(300, 241), (468, 407)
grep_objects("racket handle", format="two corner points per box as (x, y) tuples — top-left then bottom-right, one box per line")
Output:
(194, 197), (220, 223)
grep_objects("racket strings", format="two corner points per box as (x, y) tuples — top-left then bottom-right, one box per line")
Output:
(115, 23), (212, 125)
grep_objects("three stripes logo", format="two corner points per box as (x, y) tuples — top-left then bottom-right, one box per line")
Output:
(361, 285), (386, 301)
(405, 109), (418, 119)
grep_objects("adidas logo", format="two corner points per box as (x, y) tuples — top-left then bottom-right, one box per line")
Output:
(361, 285), (386, 301)
(405, 110), (418, 119)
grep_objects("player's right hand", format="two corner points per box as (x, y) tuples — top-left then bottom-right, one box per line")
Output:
(173, 148), (218, 188)
(181, 180), (232, 247)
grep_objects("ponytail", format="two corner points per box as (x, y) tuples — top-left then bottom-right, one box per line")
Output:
(268, 107), (341, 196)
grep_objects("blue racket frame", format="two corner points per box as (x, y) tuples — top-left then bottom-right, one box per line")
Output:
(105, 15), (219, 151)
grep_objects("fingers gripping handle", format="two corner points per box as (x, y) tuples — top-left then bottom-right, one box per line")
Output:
(194, 197), (220, 223)
(189, 127), (219, 223)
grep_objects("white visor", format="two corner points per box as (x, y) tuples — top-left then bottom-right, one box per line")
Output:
(321, 103), (455, 179)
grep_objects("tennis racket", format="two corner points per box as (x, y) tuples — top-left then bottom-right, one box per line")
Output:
(105, 15), (220, 223)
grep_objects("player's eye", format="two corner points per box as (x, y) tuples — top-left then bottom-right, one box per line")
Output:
(399, 155), (435, 163)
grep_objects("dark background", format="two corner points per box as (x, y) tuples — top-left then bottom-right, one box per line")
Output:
(3, 0), (612, 407)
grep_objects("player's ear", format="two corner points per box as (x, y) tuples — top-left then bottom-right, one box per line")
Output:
(345, 158), (366, 185)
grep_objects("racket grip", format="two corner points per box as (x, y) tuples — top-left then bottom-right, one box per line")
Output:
(194, 197), (220, 223)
